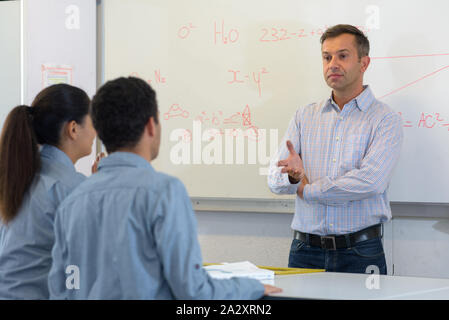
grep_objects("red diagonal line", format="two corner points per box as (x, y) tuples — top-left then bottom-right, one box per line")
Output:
(379, 64), (449, 99)
(372, 53), (449, 60)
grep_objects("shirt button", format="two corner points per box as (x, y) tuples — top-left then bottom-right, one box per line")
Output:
(336, 137), (340, 141)
(332, 158), (336, 162)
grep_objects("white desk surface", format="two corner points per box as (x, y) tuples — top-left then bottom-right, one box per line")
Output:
(270, 272), (449, 300)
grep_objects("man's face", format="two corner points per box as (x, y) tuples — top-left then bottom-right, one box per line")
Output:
(321, 33), (369, 94)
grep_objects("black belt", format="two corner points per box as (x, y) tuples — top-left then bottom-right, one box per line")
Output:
(293, 224), (382, 250)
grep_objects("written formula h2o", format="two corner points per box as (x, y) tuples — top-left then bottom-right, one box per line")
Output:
(177, 20), (240, 44)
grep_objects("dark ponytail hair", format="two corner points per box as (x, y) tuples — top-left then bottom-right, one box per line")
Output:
(0, 84), (90, 224)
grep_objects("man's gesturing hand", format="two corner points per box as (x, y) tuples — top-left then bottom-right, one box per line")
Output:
(277, 140), (304, 182)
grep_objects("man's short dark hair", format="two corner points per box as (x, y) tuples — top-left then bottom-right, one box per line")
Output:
(320, 24), (370, 58)
(92, 77), (158, 153)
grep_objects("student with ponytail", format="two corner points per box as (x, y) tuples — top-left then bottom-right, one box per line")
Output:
(0, 84), (97, 299)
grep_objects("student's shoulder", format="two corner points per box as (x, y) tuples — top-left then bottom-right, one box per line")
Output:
(98, 167), (187, 195)
(113, 170), (190, 211)
(36, 164), (86, 201)
(138, 169), (187, 193)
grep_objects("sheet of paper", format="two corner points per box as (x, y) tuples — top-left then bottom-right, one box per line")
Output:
(41, 63), (73, 87)
(204, 261), (275, 283)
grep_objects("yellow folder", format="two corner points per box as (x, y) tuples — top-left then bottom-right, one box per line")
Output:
(257, 266), (325, 275)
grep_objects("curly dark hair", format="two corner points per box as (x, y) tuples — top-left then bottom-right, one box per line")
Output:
(91, 77), (159, 153)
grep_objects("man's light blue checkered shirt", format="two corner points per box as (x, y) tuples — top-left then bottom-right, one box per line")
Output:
(268, 86), (403, 236)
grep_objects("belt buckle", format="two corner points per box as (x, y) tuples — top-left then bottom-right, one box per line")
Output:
(321, 236), (336, 250)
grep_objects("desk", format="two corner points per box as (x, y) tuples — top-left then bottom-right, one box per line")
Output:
(269, 272), (449, 299)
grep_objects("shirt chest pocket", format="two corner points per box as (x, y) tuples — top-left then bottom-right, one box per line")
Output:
(341, 134), (370, 170)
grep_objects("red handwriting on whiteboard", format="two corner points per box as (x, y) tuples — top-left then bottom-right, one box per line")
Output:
(398, 112), (413, 128)
(182, 129), (192, 143)
(398, 112), (449, 131)
(417, 112), (449, 130)
(195, 111), (223, 126)
(418, 112), (436, 128)
(163, 104), (261, 141)
(178, 23), (196, 39)
(241, 104), (252, 126)
(223, 104), (260, 141)
(221, 105), (254, 127)
(228, 70), (244, 84)
(259, 25), (370, 42)
(260, 27), (316, 42)
(214, 20), (239, 45)
(228, 68), (269, 97)
(164, 104), (190, 120)
(130, 71), (166, 85)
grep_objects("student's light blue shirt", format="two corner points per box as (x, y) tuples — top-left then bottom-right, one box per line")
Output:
(0, 144), (86, 299)
(48, 152), (264, 300)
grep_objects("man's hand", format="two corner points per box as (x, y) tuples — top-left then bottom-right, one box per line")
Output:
(277, 140), (304, 182)
(91, 152), (106, 174)
(263, 284), (282, 295)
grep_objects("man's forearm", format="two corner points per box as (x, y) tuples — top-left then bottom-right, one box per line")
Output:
(296, 174), (309, 199)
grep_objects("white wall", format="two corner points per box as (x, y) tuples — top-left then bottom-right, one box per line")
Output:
(0, 1), (21, 132)
(196, 204), (449, 278)
(392, 217), (449, 278)
(197, 211), (292, 267)
(23, 0), (97, 176)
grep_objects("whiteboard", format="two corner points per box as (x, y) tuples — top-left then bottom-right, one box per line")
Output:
(103, 0), (449, 203)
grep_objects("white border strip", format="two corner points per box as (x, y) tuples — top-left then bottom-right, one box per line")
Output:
(20, 0), (24, 104)
(191, 197), (296, 213)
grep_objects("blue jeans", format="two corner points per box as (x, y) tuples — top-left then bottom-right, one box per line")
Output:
(288, 237), (387, 274)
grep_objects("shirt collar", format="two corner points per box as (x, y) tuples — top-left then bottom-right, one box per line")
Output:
(97, 152), (155, 172)
(325, 85), (375, 113)
(40, 144), (75, 171)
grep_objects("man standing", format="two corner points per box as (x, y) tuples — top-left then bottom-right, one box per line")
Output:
(268, 24), (403, 274)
